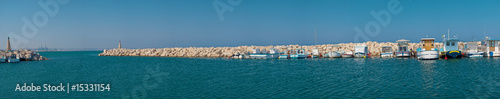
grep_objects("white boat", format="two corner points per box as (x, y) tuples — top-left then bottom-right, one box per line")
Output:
(249, 48), (280, 59)
(325, 45), (343, 58)
(464, 41), (484, 58)
(380, 46), (394, 57)
(342, 51), (353, 58)
(395, 39), (411, 57)
(7, 54), (20, 63)
(482, 37), (500, 57)
(290, 49), (306, 59)
(354, 45), (369, 58)
(309, 49), (321, 58)
(417, 38), (440, 60)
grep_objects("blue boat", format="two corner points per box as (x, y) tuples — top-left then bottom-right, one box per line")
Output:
(440, 30), (462, 58)
(290, 49), (306, 59)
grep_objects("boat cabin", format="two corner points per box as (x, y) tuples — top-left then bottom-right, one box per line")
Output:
(354, 46), (368, 53)
(465, 41), (480, 52)
(396, 39), (410, 52)
(421, 38), (435, 51)
(443, 39), (460, 51)
(485, 39), (500, 52)
(296, 49), (306, 55)
(382, 46), (393, 53)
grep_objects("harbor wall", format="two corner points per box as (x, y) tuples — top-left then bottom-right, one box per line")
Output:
(98, 41), (469, 57)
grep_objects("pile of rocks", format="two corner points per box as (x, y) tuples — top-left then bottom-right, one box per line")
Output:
(99, 41), (467, 57)
(0, 49), (48, 61)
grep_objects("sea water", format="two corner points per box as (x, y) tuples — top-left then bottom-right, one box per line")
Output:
(2, 51), (500, 98)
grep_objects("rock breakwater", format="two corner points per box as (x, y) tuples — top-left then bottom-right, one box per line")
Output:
(99, 41), (467, 57)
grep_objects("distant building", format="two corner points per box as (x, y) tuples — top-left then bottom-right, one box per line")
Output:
(118, 40), (122, 49)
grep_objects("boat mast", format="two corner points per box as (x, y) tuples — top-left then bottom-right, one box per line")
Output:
(448, 29), (450, 40)
(314, 27), (317, 45)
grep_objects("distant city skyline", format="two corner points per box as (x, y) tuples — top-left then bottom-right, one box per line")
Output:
(1, 0), (500, 49)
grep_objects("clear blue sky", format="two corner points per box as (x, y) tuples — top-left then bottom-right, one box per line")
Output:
(1, 0), (499, 49)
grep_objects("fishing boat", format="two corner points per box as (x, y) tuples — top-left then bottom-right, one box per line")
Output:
(439, 30), (462, 58)
(380, 46), (394, 57)
(354, 45), (369, 58)
(395, 39), (411, 57)
(279, 50), (291, 59)
(416, 38), (439, 60)
(7, 54), (20, 63)
(309, 49), (321, 58)
(482, 37), (500, 57)
(440, 38), (462, 58)
(290, 49), (307, 59)
(464, 41), (484, 58)
(342, 51), (354, 58)
(249, 48), (280, 59)
(325, 45), (344, 58)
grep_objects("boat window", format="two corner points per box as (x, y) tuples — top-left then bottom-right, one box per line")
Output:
(446, 42), (450, 46)
(451, 42), (455, 46)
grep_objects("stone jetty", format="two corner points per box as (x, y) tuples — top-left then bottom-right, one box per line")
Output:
(0, 49), (48, 61)
(99, 41), (468, 58)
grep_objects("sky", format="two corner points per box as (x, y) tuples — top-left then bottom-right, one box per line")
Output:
(1, 0), (500, 49)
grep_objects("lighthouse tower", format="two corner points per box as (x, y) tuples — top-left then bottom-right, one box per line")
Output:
(118, 40), (122, 49)
(6, 37), (11, 51)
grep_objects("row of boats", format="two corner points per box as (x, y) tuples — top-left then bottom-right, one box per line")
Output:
(0, 54), (20, 63)
(232, 35), (500, 60)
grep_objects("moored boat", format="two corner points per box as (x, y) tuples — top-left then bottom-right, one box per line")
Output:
(381, 46), (394, 57)
(7, 54), (20, 63)
(440, 38), (462, 58)
(354, 45), (369, 58)
(417, 38), (439, 60)
(309, 49), (321, 58)
(249, 48), (280, 59)
(464, 41), (484, 58)
(290, 49), (306, 59)
(342, 51), (353, 58)
(279, 50), (291, 59)
(482, 37), (500, 57)
(325, 45), (343, 58)
(395, 39), (411, 57)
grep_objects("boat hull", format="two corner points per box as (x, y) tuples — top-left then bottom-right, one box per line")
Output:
(278, 55), (290, 59)
(8, 59), (20, 63)
(465, 52), (484, 58)
(290, 54), (306, 59)
(381, 53), (393, 57)
(445, 50), (462, 58)
(342, 54), (353, 58)
(395, 51), (411, 57)
(354, 52), (367, 58)
(417, 51), (439, 60)
(485, 52), (500, 57)
(326, 52), (342, 58)
(0, 58), (5, 63)
(249, 54), (280, 59)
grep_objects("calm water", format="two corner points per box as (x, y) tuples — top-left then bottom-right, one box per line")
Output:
(2, 51), (500, 98)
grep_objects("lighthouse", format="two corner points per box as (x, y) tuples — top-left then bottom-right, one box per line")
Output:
(6, 37), (11, 51)
(118, 40), (122, 49)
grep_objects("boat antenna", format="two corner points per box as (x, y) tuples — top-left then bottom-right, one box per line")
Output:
(314, 27), (317, 45)
(448, 29), (450, 40)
